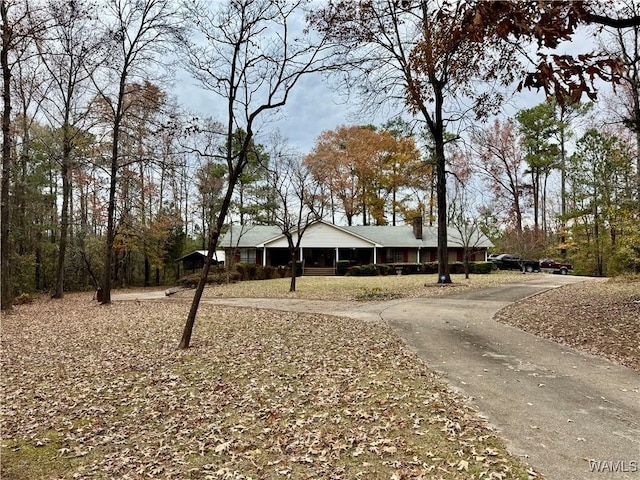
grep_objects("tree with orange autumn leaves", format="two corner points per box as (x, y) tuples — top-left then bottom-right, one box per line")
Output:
(304, 125), (422, 226)
(310, 1), (521, 283)
(309, 0), (633, 283)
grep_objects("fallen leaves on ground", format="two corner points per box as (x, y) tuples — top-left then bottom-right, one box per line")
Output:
(1, 295), (538, 479)
(494, 276), (640, 371)
(187, 272), (536, 302)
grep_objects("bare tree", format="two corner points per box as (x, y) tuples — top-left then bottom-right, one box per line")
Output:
(35, 0), (100, 298)
(1, 0), (16, 310)
(448, 150), (485, 279)
(92, 0), (179, 304)
(1, 0), (43, 309)
(472, 119), (530, 233)
(269, 150), (325, 292)
(605, 0), (640, 204)
(310, 1), (519, 283)
(177, 0), (336, 349)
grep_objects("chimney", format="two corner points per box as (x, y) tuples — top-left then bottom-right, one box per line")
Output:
(412, 216), (423, 240)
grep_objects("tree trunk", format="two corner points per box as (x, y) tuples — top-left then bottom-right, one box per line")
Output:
(16, 125), (26, 255)
(634, 89), (640, 208)
(1, 1), (12, 310)
(542, 170), (549, 238)
(179, 165), (243, 349)
(464, 249), (470, 280)
(559, 119), (567, 256)
(51, 158), (70, 298)
(532, 168), (540, 233)
(434, 129), (451, 284)
(101, 67), (128, 304)
(35, 228), (42, 290)
(289, 249), (297, 292)
(144, 254), (150, 287)
(101, 147), (118, 304)
(53, 133), (72, 298)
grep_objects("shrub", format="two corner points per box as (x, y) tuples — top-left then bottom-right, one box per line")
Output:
(178, 270), (240, 288)
(374, 264), (391, 276)
(469, 261), (494, 274)
(13, 293), (34, 305)
(449, 262), (465, 274)
(336, 260), (351, 276)
(382, 263), (423, 275)
(263, 265), (278, 279)
(345, 266), (358, 276)
(247, 264), (258, 280)
(345, 264), (379, 276)
(235, 263), (250, 281)
(610, 245), (640, 275)
(422, 262), (439, 274)
(360, 264), (378, 276)
(418, 261), (493, 275)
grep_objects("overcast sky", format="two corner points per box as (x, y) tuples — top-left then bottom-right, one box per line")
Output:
(172, 23), (612, 156)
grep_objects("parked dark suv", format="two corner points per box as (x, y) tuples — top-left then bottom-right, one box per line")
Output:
(490, 253), (540, 273)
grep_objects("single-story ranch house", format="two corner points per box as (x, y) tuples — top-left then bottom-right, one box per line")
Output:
(214, 219), (493, 275)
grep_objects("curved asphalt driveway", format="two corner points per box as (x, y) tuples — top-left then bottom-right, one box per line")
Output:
(115, 276), (639, 478)
(379, 276), (639, 480)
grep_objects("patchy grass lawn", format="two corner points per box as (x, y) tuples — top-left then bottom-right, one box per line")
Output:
(189, 271), (531, 302)
(1, 295), (538, 479)
(495, 275), (640, 371)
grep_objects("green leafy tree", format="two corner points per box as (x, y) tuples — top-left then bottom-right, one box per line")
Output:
(516, 102), (560, 237)
(567, 129), (635, 276)
(230, 128), (274, 226)
(196, 160), (226, 248)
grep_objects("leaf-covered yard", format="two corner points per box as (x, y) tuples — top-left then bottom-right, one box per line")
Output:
(1, 295), (537, 479)
(495, 275), (640, 371)
(189, 272), (525, 302)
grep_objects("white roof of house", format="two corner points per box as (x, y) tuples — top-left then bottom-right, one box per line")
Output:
(219, 220), (493, 249)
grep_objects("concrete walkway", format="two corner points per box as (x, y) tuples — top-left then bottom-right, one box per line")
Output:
(114, 276), (639, 479)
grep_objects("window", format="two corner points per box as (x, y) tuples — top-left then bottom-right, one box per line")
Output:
(389, 248), (404, 263)
(240, 249), (256, 264)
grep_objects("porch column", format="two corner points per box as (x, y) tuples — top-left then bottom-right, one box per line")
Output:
(300, 247), (304, 262)
(335, 247), (339, 262)
(373, 247), (377, 264)
(263, 246), (267, 266)
(417, 247), (421, 263)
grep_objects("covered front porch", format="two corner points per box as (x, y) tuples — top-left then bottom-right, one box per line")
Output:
(256, 222), (383, 275)
(259, 246), (435, 275)
(261, 246), (378, 275)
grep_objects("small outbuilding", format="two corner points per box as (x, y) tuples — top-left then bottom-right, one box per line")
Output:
(176, 250), (225, 276)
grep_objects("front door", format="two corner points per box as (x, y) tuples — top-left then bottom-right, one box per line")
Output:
(304, 248), (335, 267)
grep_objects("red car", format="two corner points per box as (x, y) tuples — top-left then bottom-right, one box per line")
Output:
(539, 258), (573, 275)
